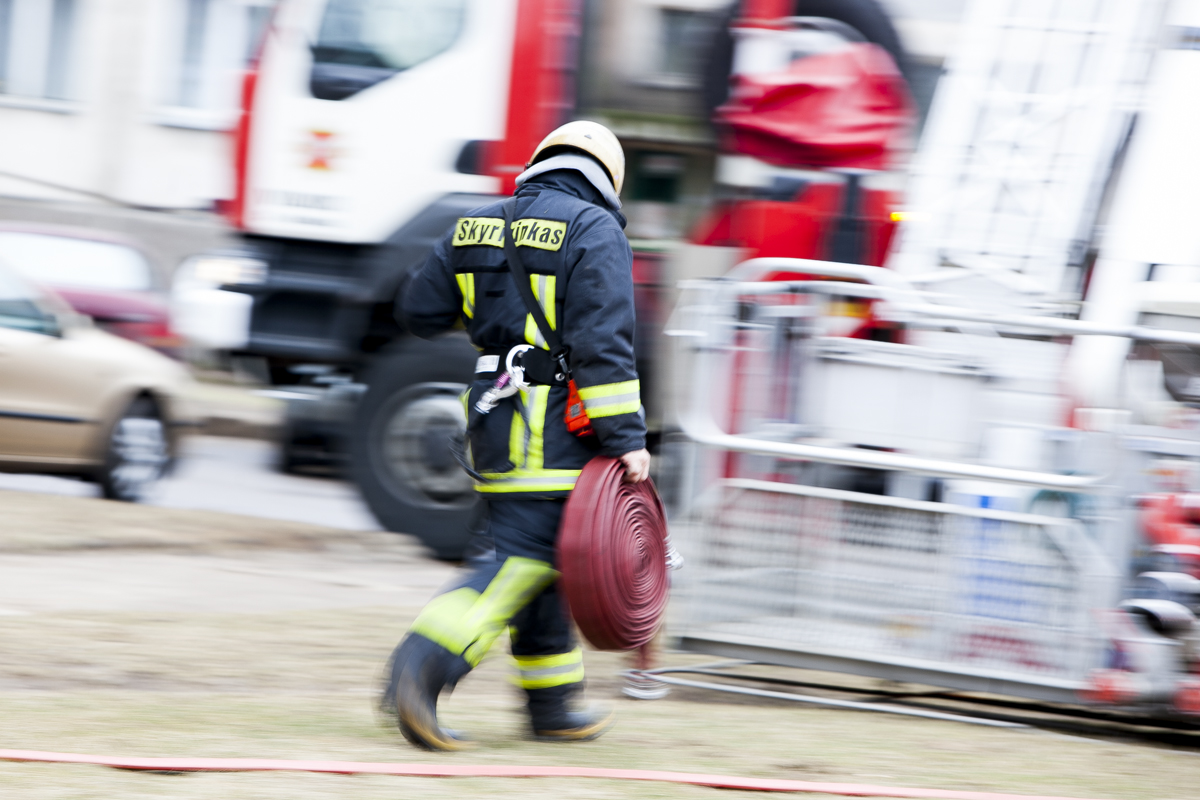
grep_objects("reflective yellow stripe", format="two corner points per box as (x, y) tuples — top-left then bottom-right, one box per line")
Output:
(512, 647), (585, 690)
(523, 274), (556, 350)
(577, 379), (640, 418)
(460, 390), (473, 465)
(475, 469), (581, 494)
(514, 647), (583, 670)
(526, 385), (549, 471)
(508, 392), (526, 469)
(408, 587), (480, 656)
(524, 314), (543, 349)
(455, 273), (475, 319)
(460, 557), (557, 666)
(577, 379), (640, 401)
(538, 274), (556, 330)
(409, 558), (558, 667)
(481, 385), (565, 493)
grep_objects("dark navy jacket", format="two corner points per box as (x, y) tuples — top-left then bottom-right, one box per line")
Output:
(402, 169), (646, 497)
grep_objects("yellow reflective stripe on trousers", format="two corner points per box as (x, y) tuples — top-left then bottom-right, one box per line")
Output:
(577, 379), (640, 418)
(407, 587), (480, 656)
(522, 274), (556, 350)
(408, 557), (558, 668)
(460, 557), (558, 666)
(512, 647), (585, 690)
(455, 273), (475, 319)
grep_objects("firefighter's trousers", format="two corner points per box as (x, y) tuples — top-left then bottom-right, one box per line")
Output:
(396, 498), (583, 701)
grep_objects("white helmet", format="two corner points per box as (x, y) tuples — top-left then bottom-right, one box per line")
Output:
(527, 120), (625, 195)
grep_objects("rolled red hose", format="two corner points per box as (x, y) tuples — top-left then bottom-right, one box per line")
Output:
(559, 456), (669, 650)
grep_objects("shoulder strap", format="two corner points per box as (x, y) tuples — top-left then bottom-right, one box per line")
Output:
(501, 199), (570, 378)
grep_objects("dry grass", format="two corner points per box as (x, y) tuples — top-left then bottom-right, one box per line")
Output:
(2, 491), (1200, 799)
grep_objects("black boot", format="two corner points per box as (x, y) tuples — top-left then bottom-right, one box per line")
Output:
(526, 683), (614, 742)
(381, 633), (472, 751)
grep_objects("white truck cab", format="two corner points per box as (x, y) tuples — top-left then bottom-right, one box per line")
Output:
(237, 0), (514, 242)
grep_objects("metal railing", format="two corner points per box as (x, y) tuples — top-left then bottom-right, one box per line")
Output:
(670, 258), (1200, 492)
(671, 478), (1117, 701)
(662, 260), (1192, 702)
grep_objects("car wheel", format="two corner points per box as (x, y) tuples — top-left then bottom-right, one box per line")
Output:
(99, 396), (170, 502)
(350, 336), (479, 560)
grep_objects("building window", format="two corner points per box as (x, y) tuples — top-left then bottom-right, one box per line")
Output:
(658, 8), (707, 79)
(162, 0), (272, 115)
(630, 152), (685, 203)
(177, 0), (210, 108)
(0, 0), (78, 100)
(244, 4), (271, 61)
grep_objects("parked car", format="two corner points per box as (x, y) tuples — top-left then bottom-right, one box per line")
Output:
(0, 259), (196, 500)
(0, 224), (180, 356)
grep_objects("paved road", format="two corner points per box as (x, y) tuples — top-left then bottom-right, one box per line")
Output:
(0, 436), (380, 532)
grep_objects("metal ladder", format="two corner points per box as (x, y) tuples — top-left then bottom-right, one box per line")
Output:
(888, 0), (1167, 307)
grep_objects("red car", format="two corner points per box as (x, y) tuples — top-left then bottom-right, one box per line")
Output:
(0, 225), (180, 356)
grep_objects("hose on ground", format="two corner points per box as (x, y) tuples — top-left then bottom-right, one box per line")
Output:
(558, 456), (669, 651)
(0, 749), (1114, 800)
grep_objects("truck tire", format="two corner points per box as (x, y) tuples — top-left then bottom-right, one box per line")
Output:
(703, 0), (910, 119)
(350, 335), (479, 559)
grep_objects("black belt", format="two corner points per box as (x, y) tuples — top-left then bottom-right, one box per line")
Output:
(476, 345), (569, 387)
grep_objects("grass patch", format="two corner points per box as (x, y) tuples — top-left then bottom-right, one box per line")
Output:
(2, 607), (1199, 799)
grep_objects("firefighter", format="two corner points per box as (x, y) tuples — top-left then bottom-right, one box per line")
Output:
(381, 120), (649, 750)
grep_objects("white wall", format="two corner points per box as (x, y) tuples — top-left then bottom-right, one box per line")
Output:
(0, 0), (252, 210)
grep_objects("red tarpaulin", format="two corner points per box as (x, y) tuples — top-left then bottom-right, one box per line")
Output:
(714, 43), (912, 171)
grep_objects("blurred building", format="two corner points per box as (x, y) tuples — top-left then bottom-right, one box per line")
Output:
(0, 0), (269, 208)
(0, 0), (963, 268)
(580, 0), (726, 240)
(0, 0), (268, 273)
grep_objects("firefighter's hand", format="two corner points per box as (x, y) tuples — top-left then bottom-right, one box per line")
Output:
(619, 448), (651, 483)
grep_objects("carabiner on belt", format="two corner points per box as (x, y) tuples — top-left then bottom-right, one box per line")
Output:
(474, 344), (535, 415)
(504, 344), (535, 391)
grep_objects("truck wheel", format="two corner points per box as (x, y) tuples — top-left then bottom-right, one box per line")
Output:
(703, 0), (910, 118)
(350, 336), (478, 559)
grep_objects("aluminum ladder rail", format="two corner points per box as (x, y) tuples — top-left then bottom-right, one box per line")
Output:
(888, 0), (1166, 303)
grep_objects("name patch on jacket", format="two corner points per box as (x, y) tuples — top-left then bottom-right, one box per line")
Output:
(453, 216), (567, 251)
(512, 218), (566, 251)
(453, 217), (505, 248)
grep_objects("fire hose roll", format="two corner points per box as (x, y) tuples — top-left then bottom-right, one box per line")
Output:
(559, 456), (669, 651)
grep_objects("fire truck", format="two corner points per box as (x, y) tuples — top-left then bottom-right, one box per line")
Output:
(192, 0), (913, 557)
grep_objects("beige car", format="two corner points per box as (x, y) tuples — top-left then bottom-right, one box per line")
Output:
(0, 260), (194, 500)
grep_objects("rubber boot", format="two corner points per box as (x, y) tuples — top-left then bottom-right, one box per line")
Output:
(526, 682), (614, 742)
(381, 633), (473, 751)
